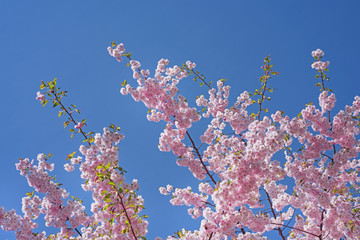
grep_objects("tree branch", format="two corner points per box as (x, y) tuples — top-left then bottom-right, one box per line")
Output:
(186, 131), (216, 185)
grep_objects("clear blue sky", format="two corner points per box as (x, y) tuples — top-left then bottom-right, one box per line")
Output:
(1, 1), (360, 239)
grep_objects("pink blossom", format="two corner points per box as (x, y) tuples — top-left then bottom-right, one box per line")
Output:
(35, 91), (45, 101)
(64, 163), (74, 172)
(186, 60), (196, 70)
(3, 44), (360, 239)
(311, 48), (324, 58)
(74, 122), (84, 129)
(311, 60), (330, 70)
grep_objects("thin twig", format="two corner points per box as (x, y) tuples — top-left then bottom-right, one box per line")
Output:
(51, 91), (91, 147)
(265, 190), (286, 240)
(271, 223), (320, 238)
(186, 131), (216, 185)
(191, 69), (212, 89)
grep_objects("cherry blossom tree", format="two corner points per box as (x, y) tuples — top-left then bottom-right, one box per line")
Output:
(0, 44), (359, 239)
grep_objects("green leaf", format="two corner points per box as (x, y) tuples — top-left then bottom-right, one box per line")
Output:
(121, 80), (128, 86)
(26, 191), (34, 198)
(103, 204), (111, 211)
(96, 164), (104, 170)
(64, 121), (70, 128)
(105, 161), (111, 169)
(125, 219), (130, 227)
(66, 151), (76, 161)
(109, 218), (114, 226)
(48, 82), (55, 90)
(42, 100), (49, 107)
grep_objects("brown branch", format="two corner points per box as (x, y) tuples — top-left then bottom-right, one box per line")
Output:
(190, 69), (212, 89)
(319, 209), (325, 240)
(103, 169), (139, 240)
(265, 190), (286, 240)
(114, 189), (138, 239)
(238, 134), (247, 146)
(257, 62), (273, 121)
(286, 147), (296, 160)
(186, 131), (216, 185)
(257, 82), (268, 121)
(320, 153), (333, 162)
(281, 210), (296, 231)
(51, 91), (91, 147)
(46, 77), (138, 238)
(65, 216), (82, 237)
(74, 227), (82, 237)
(319, 70), (326, 92)
(271, 223), (320, 238)
(54, 88), (138, 238)
(350, 210), (360, 228)
(203, 201), (216, 207)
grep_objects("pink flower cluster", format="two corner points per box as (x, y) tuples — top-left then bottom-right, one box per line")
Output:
(311, 48), (330, 71)
(318, 91), (336, 113)
(36, 91), (45, 101)
(108, 44), (360, 239)
(311, 49), (324, 58)
(0, 154), (89, 239)
(2, 45), (360, 240)
(75, 128), (148, 239)
(186, 60), (196, 70)
(311, 60), (330, 71)
(1, 128), (148, 239)
(74, 121), (84, 129)
(107, 43), (125, 62)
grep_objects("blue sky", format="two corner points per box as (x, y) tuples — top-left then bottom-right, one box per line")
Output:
(1, 1), (360, 239)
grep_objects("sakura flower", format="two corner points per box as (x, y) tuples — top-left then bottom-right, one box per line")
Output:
(64, 163), (74, 172)
(36, 91), (45, 101)
(186, 60), (196, 70)
(311, 60), (330, 71)
(74, 122), (84, 129)
(311, 48), (324, 58)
